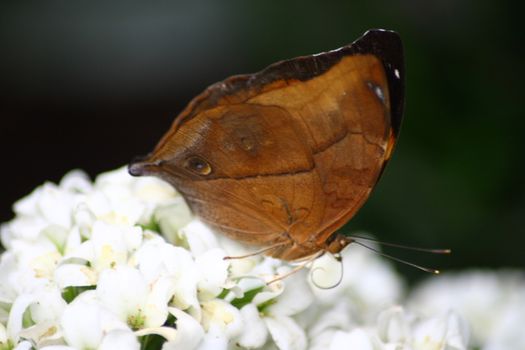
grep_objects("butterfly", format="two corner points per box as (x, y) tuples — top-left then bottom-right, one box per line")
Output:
(129, 29), (404, 263)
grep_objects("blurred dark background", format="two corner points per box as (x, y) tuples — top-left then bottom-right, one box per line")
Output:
(1, 0), (523, 280)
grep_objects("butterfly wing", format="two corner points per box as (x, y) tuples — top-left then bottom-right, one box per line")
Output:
(130, 29), (404, 260)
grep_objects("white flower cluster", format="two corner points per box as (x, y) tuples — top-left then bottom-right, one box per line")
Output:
(0, 167), (517, 350)
(410, 270), (525, 350)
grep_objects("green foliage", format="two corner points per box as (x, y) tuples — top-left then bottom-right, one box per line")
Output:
(138, 313), (177, 350)
(22, 307), (34, 328)
(140, 334), (165, 350)
(230, 286), (265, 310)
(139, 219), (162, 234)
(0, 341), (13, 350)
(61, 286), (96, 304)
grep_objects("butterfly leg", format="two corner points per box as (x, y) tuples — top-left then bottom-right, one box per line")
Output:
(223, 241), (290, 260)
(266, 250), (324, 284)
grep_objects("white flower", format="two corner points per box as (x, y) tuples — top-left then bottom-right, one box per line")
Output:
(133, 238), (201, 318)
(6, 285), (66, 347)
(99, 329), (141, 350)
(378, 306), (469, 350)
(233, 266), (313, 350)
(377, 305), (411, 344)
(53, 263), (97, 289)
(411, 311), (468, 350)
(13, 341), (34, 350)
(180, 220), (221, 256)
(201, 299), (243, 340)
(161, 307), (204, 350)
(0, 322), (7, 344)
(311, 306), (468, 350)
(96, 265), (168, 329)
(83, 221), (142, 271)
(152, 197), (193, 245)
(195, 248), (229, 301)
(307, 300), (357, 350)
(410, 270), (525, 349)
(308, 242), (404, 324)
(329, 329), (378, 350)
(197, 323), (229, 350)
(1, 166), (516, 350)
(265, 315), (307, 350)
(60, 292), (137, 349)
(237, 304), (268, 348)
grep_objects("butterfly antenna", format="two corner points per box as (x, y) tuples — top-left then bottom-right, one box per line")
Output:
(351, 240), (440, 274)
(349, 234), (451, 254)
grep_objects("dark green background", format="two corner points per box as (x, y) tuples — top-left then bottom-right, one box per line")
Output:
(1, 1), (523, 280)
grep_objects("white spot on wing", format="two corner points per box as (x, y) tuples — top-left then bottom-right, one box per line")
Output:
(367, 81), (385, 104)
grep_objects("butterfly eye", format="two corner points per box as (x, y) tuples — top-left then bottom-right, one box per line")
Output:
(185, 156), (212, 175)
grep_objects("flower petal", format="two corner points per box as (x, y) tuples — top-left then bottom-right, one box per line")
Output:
(154, 198), (192, 243)
(307, 300), (354, 339)
(54, 263), (97, 288)
(267, 269), (313, 317)
(160, 308), (205, 350)
(195, 248), (229, 301)
(7, 287), (65, 343)
(89, 222), (131, 270)
(60, 298), (104, 349)
(135, 241), (201, 319)
(135, 326), (177, 341)
(412, 311), (469, 350)
(377, 306), (410, 344)
(0, 322), (7, 343)
(13, 341), (34, 350)
(197, 324), (227, 350)
(99, 329), (140, 350)
(37, 183), (74, 228)
(237, 303), (268, 348)
(329, 329), (375, 350)
(201, 299), (242, 339)
(59, 169), (92, 193)
(180, 220), (219, 256)
(18, 319), (60, 347)
(97, 266), (149, 323)
(265, 315), (307, 350)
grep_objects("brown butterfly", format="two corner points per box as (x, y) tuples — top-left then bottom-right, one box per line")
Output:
(129, 29), (404, 263)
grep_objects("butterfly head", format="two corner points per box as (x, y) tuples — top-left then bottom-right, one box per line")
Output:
(324, 234), (354, 255)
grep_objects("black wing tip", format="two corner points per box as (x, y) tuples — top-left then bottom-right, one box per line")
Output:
(234, 29), (403, 84)
(351, 29), (405, 137)
(352, 29), (403, 62)
(361, 28), (402, 42)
